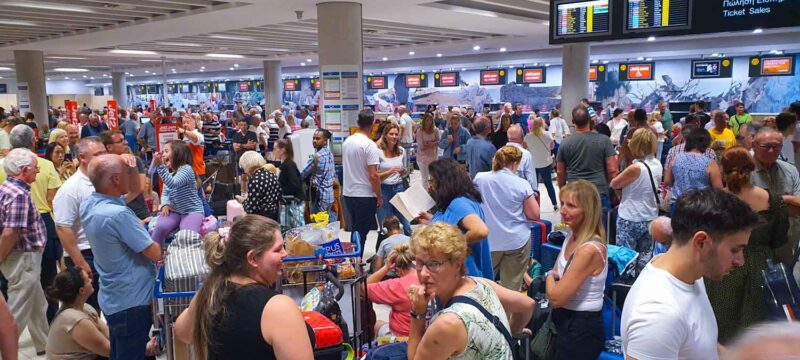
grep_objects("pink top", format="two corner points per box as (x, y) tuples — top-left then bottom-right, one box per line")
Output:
(415, 129), (440, 163)
(367, 273), (420, 336)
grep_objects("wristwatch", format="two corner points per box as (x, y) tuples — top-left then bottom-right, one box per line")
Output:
(410, 309), (425, 320)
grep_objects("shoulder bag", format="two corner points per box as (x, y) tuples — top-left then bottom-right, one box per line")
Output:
(640, 160), (669, 216)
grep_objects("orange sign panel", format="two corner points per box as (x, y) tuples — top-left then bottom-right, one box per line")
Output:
(523, 69), (543, 83)
(762, 57), (792, 75)
(627, 64), (652, 80)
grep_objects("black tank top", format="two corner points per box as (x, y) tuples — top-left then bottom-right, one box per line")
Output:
(209, 283), (278, 360)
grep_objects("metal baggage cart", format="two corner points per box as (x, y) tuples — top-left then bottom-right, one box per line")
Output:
(153, 266), (197, 360)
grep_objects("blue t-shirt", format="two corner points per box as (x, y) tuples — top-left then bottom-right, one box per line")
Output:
(431, 196), (493, 279)
(120, 119), (139, 137)
(80, 193), (155, 315)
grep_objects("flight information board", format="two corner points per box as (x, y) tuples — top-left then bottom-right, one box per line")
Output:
(554, 0), (611, 39)
(625, 0), (691, 32)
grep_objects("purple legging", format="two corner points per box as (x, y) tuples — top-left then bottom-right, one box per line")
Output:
(152, 212), (204, 246)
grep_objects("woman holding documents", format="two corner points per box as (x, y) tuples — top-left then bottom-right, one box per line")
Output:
(474, 146), (540, 291)
(418, 158), (493, 279)
(377, 122), (412, 236)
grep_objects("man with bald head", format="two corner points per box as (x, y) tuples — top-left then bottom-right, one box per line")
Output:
(752, 127), (800, 266)
(505, 124), (538, 195)
(465, 116), (496, 178)
(81, 154), (161, 360)
(65, 124), (80, 159)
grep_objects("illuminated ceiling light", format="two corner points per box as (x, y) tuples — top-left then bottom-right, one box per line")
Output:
(110, 49), (157, 55)
(0, 67), (12, 71)
(209, 34), (254, 41)
(145, 70), (150, 73)
(206, 53), (244, 58)
(3, 1), (95, 13)
(46, 77), (50, 80)
(544, 63), (550, 67)
(53, 68), (89, 72)
(200, 66), (206, 70)
(306, 58), (312, 63)
(229, 67), (234, 70)
(301, 62), (306, 66)
(592, 59), (599, 64)
(636, 57), (644, 61)
(711, 53), (720, 57)
(382, 57), (388, 61)
(647, 36), (656, 41)
(408, 51), (415, 55)
(473, 45), (481, 51)
(158, 42), (201, 47)
(199, 69), (204, 72)
(646, 57), (653, 61)
(233, 64), (239, 67)
(499, 47), (507, 52)
(139, 59), (162, 62)
(171, 68), (176, 72)
(90, 77), (94, 79)
(103, 74), (108, 77)
(260, 48), (290, 52)
(124, 72), (130, 75)
(461, 68), (467, 71)
(64, 76), (69, 79)
(602, 60), (609, 64)
(82, 75), (87, 78)
(436, 53), (442, 57)
(0, 19), (37, 26)
(753, 28), (763, 34)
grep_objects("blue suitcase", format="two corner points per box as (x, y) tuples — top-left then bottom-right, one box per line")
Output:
(530, 219), (553, 261)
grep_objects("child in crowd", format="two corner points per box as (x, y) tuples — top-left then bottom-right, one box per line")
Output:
(151, 140), (205, 245)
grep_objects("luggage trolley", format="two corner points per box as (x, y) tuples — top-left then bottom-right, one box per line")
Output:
(153, 266), (197, 360)
(278, 232), (369, 354)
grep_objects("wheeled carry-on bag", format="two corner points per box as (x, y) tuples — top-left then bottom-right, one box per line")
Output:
(303, 310), (346, 359)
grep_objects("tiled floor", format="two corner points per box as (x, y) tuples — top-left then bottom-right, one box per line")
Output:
(15, 173), (562, 359)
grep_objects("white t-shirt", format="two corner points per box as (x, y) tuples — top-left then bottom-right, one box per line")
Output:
(53, 170), (95, 253)
(278, 122), (293, 139)
(249, 125), (268, 146)
(343, 132), (381, 197)
(549, 117), (570, 144)
(400, 114), (414, 144)
(609, 118), (628, 145)
(622, 261), (719, 360)
(184, 129), (205, 146)
(377, 148), (405, 185)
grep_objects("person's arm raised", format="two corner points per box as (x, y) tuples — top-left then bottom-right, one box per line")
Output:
(261, 294), (314, 360)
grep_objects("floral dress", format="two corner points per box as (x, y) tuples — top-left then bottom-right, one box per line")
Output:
(434, 277), (512, 360)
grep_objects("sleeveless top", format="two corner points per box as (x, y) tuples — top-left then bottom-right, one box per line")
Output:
(618, 157), (662, 222)
(434, 277), (512, 360)
(556, 236), (608, 312)
(209, 283), (278, 360)
(670, 152), (712, 203)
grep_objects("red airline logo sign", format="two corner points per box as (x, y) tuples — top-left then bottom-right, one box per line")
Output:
(284, 80), (296, 91)
(524, 69), (543, 83)
(589, 66), (597, 81)
(628, 64), (652, 79)
(406, 75), (421, 87)
(481, 71), (500, 84)
(440, 73), (457, 86)
(371, 77), (385, 88)
(762, 58), (792, 74)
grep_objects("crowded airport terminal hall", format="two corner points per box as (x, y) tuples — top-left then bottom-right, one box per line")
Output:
(1, 0), (800, 359)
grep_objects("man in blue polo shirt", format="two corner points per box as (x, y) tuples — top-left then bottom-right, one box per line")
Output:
(80, 154), (162, 360)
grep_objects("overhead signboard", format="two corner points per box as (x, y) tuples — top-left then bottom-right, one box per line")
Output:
(405, 74), (428, 88)
(553, 0), (612, 41)
(238, 81), (251, 92)
(311, 78), (321, 90)
(690, 58), (733, 79)
(146, 85), (159, 94)
(366, 75), (388, 90)
(624, 0), (692, 33)
(551, 0), (800, 44)
(434, 72), (459, 87)
(589, 65), (607, 82)
(515, 68), (546, 84)
(749, 55), (796, 77)
(479, 69), (507, 86)
(284, 79), (300, 91)
(619, 62), (655, 81)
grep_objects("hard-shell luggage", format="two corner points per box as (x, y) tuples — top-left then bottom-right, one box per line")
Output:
(303, 311), (345, 359)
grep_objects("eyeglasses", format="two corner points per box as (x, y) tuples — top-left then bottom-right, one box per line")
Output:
(756, 143), (782, 151)
(414, 259), (446, 273)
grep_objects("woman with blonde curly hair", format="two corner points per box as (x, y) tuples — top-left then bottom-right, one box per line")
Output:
(174, 215), (312, 359)
(474, 146), (540, 291)
(406, 222), (534, 360)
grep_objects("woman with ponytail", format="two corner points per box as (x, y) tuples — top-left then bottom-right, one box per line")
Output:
(45, 268), (157, 359)
(705, 147), (788, 343)
(174, 215), (312, 360)
(474, 145), (541, 291)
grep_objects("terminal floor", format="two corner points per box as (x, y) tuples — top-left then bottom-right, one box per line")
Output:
(17, 172), (562, 359)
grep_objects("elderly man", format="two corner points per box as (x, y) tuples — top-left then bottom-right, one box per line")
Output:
(505, 124), (538, 195)
(81, 113), (109, 138)
(81, 154), (161, 360)
(0, 148), (49, 355)
(465, 116), (497, 179)
(53, 137), (107, 311)
(0, 125), (62, 324)
(752, 127), (800, 267)
(65, 124), (80, 158)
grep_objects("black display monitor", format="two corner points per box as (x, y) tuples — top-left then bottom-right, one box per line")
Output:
(552, 0), (612, 42)
(216, 82), (226, 92)
(749, 55), (796, 77)
(367, 75), (388, 90)
(479, 69), (507, 86)
(405, 74), (428, 88)
(691, 58), (733, 79)
(146, 85), (158, 94)
(434, 72), (460, 87)
(624, 0), (692, 33)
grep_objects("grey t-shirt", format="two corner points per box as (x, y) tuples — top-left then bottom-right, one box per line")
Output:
(377, 234), (411, 257)
(556, 131), (616, 195)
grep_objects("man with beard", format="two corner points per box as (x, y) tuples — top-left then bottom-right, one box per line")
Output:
(622, 189), (761, 360)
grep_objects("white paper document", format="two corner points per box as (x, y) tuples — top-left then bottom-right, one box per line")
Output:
(389, 183), (436, 222)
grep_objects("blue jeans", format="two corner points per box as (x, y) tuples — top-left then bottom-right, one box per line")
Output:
(106, 305), (153, 360)
(536, 165), (558, 207)
(379, 183), (412, 236)
(344, 196), (378, 252)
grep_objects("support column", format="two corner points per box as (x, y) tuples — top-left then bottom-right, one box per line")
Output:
(560, 43), (590, 126)
(263, 60), (282, 112)
(317, 1), (363, 131)
(13, 50), (47, 128)
(161, 56), (168, 108)
(112, 71), (127, 109)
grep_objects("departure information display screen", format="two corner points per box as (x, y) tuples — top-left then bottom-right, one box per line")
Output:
(625, 0), (691, 32)
(555, 0), (611, 39)
(692, 60), (720, 78)
(761, 57), (794, 76)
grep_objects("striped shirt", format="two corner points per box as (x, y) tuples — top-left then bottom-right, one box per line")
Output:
(0, 177), (46, 252)
(157, 164), (204, 215)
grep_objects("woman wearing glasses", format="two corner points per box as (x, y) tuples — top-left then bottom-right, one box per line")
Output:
(664, 128), (723, 214)
(407, 222), (534, 360)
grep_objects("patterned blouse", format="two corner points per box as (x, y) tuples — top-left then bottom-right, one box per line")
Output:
(434, 277), (512, 360)
(243, 167), (282, 221)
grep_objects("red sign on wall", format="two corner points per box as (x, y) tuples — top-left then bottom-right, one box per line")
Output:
(406, 74), (421, 87)
(284, 79), (296, 91)
(523, 69), (544, 83)
(149, 99), (156, 111)
(481, 71), (500, 85)
(589, 66), (597, 81)
(370, 76), (385, 89)
(67, 101), (78, 126)
(627, 64), (653, 80)
(440, 73), (457, 86)
(107, 100), (118, 130)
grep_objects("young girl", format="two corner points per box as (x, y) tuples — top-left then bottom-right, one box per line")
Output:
(151, 140), (204, 245)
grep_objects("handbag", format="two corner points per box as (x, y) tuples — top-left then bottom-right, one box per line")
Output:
(530, 311), (557, 360)
(640, 161), (669, 217)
